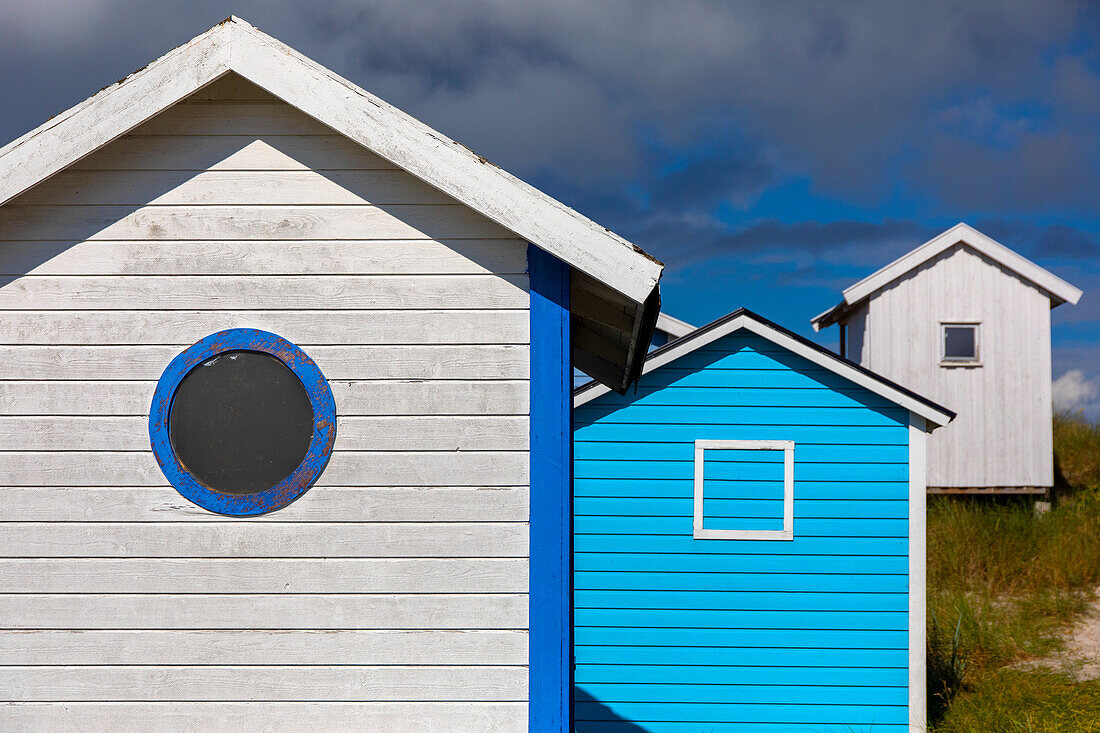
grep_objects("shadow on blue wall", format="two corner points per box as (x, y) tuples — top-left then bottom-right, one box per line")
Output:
(573, 686), (652, 732)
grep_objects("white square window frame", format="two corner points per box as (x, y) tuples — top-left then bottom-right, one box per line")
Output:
(693, 439), (794, 541)
(940, 321), (981, 367)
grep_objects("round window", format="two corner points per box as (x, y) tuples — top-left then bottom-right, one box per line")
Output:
(149, 329), (336, 515)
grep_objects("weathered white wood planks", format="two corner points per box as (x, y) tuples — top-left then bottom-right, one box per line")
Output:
(68, 135), (399, 172)
(0, 381), (527, 415)
(0, 523), (528, 558)
(0, 416), (529, 451)
(1, 487), (528, 522)
(0, 451), (530, 486)
(14, 169), (457, 207)
(0, 594), (528, 629)
(0, 666), (527, 702)
(0, 240), (527, 276)
(0, 558), (528, 593)
(0, 275), (528, 310)
(0, 348), (529, 381)
(0, 629), (528, 665)
(0, 205), (514, 241)
(0, 702), (526, 732)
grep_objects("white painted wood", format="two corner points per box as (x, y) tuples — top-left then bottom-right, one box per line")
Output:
(0, 275), (528, 310)
(0, 630), (528, 665)
(0, 703), (526, 733)
(12, 169), (459, 207)
(0, 381), (155, 416)
(575, 310), (955, 427)
(692, 439), (794, 541)
(0, 594), (528, 629)
(0, 347), (529, 383)
(0, 666), (527, 702)
(0, 240), (527, 276)
(0, 558), (527, 593)
(0, 416), (529, 451)
(827, 234), (1062, 489)
(133, 101), (364, 137)
(0, 487), (527, 522)
(0, 204), (514, 241)
(0, 380), (530, 416)
(655, 312), (694, 339)
(0, 450), (529, 487)
(69, 135), (399, 171)
(0, 309), (528, 346)
(908, 414), (928, 732)
(0, 523), (528, 558)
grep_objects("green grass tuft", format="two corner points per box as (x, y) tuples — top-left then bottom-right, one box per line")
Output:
(928, 411), (1100, 730)
(933, 670), (1100, 732)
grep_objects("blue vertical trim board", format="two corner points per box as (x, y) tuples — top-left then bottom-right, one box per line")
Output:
(528, 244), (572, 731)
(148, 328), (337, 516)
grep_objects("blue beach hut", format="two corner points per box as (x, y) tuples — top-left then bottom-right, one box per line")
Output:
(573, 308), (954, 733)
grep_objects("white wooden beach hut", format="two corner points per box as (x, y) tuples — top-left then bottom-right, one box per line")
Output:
(0, 18), (664, 731)
(812, 223), (1082, 494)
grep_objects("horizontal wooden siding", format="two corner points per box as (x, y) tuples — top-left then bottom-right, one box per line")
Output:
(0, 74), (529, 731)
(573, 332), (910, 732)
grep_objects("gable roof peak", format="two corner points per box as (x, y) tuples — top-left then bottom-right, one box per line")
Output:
(811, 222), (1082, 330)
(0, 17), (662, 306)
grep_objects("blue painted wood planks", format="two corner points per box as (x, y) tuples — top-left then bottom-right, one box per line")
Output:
(573, 330), (912, 732)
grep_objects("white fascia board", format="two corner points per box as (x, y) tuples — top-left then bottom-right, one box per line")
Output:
(908, 413), (928, 732)
(656, 313), (695, 338)
(0, 22), (233, 207)
(842, 223), (1082, 308)
(0, 17), (662, 305)
(575, 312), (954, 428)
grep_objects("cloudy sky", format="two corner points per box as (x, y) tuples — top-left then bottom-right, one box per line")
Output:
(2, 1), (1099, 413)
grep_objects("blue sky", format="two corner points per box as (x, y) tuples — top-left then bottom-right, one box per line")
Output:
(2, 1), (1098, 412)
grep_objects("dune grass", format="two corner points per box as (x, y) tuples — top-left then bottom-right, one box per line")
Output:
(928, 410), (1100, 730)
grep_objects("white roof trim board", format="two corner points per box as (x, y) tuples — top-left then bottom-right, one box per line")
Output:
(655, 313), (695, 338)
(575, 308), (955, 429)
(0, 17), (662, 306)
(811, 222), (1082, 330)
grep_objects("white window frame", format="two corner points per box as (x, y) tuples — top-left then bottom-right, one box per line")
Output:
(940, 322), (981, 366)
(693, 439), (794, 541)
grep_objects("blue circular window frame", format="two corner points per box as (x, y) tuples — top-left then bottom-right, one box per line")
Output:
(149, 328), (337, 516)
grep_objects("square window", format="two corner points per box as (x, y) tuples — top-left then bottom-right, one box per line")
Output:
(942, 323), (980, 364)
(693, 440), (794, 540)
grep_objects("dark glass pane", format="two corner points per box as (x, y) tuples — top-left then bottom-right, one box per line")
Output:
(944, 326), (977, 360)
(169, 350), (314, 495)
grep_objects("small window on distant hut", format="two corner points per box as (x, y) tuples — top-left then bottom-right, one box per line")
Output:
(941, 323), (980, 365)
(693, 440), (794, 541)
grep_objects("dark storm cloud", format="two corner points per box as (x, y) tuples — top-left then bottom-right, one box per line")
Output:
(1, 0), (1096, 220)
(976, 220), (1100, 259)
(626, 217), (936, 268)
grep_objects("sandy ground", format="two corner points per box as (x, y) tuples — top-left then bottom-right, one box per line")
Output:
(1019, 591), (1100, 681)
